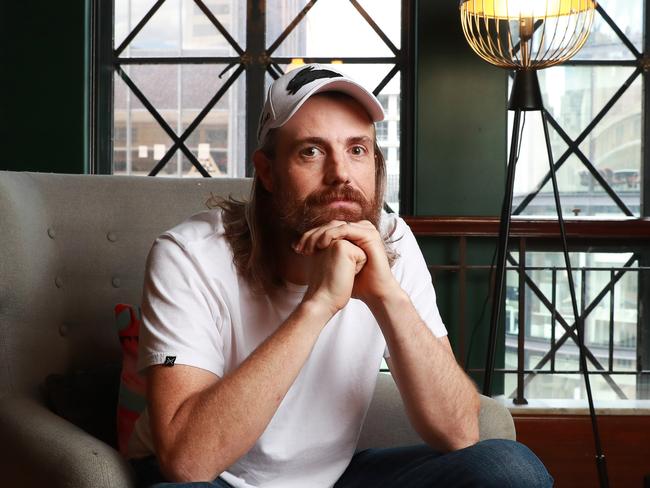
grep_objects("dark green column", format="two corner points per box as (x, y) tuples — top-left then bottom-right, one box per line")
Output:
(2, 1), (87, 174)
(414, 1), (508, 391)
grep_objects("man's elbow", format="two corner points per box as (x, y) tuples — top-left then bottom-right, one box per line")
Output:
(445, 425), (480, 451)
(427, 400), (481, 452)
(428, 421), (479, 452)
(157, 447), (222, 483)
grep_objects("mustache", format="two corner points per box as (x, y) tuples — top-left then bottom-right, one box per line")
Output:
(270, 183), (380, 238)
(304, 186), (367, 206)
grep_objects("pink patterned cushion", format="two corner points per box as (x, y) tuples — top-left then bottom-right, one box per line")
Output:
(115, 303), (147, 456)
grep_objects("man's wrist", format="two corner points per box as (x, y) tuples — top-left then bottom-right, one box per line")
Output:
(364, 281), (408, 313)
(296, 297), (338, 331)
(364, 286), (413, 333)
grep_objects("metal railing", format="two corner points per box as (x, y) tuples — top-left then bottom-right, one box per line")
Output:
(405, 216), (650, 403)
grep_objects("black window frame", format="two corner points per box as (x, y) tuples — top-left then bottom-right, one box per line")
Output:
(88, 0), (417, 214)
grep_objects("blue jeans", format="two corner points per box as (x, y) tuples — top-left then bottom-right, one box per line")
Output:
(131, 439), (552, 487)
(335, 439), (552, 487)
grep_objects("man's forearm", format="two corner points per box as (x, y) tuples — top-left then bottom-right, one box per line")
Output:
(367, 289), (480, 452)
(151, 299), (333, 482)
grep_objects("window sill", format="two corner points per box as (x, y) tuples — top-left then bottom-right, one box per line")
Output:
(492, 396), (650, 416)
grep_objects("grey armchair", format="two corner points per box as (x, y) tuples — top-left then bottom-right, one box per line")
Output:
(0, 171), (515, 487)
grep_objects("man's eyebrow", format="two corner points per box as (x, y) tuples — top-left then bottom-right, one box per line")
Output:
(347, 136), (373, 145)
(291, 135), (374, 147)
(292, 137), (328, 147)
(294, 135), (373, 146)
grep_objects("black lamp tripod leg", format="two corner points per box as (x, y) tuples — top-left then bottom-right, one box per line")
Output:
(541, 109), (609, 488)
(483, 109), (522, 397)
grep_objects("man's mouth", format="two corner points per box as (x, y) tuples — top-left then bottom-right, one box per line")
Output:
(322, 199), (360, 208)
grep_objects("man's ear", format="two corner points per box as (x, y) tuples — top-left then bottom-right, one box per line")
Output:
(253, 150), (274, 192)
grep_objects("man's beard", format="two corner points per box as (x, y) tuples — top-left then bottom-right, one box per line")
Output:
(271, 184), (381, 238)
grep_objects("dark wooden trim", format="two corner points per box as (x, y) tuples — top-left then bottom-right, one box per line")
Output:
(403, 216), (650, 239)
(514, 414), (650, 488)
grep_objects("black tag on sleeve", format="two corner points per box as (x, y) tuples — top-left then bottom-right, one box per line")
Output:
(164, 356), (176, 367)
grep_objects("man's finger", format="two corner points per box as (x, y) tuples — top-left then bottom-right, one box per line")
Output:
(305, 223), (381, 257)
(353, 248), (368, 274)
(294, 220), (346, 254)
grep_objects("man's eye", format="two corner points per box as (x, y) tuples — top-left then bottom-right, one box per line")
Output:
(350, 146), (367, 156)
(300, 147), (322, 157)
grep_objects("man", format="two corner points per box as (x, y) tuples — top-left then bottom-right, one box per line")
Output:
(129, 64), (552, 487)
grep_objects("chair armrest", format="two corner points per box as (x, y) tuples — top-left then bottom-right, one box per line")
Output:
(478, 394), (516, 441)
(358, 373), (516, 450)
(0, 396), (135, 488)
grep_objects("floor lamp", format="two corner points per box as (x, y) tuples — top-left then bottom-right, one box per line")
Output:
(459, 1), (609, 486)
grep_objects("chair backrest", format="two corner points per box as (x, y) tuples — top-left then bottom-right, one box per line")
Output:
(0, 171), (251, 398)
(0, 171), (516, 445)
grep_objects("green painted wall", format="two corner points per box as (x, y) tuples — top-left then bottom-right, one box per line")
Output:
(415, 0), (507, 216)
(415, 1), (508, 391)
(2, 1), (87, 174)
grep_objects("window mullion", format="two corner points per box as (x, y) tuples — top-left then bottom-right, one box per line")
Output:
(399, 0), (416, 215)
(637, 0), (650, 401)
(245, 0), (267, 177)
(640, 0), (650, 217)
(89, 0), (114, 175)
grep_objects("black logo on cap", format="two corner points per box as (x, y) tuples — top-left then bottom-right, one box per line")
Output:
(286, 67), (343, 95)
(164, 356), (176, 367)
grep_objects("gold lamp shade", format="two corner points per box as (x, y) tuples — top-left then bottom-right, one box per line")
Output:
(460, 0), (597, 69)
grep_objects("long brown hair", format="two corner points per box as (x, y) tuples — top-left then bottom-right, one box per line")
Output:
(207, 95), (398, 294)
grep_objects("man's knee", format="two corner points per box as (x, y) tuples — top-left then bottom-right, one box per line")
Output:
(460, 439), (553, 488)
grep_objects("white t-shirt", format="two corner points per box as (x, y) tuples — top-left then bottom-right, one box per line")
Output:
(129, 209), (447, 488)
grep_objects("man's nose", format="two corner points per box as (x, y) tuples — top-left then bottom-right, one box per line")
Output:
(324, 151), (350, 185)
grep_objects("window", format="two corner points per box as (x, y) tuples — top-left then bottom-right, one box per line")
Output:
(101, 0), (411, 211)
(376, 121), (388, 141)
(511, 1), (643, 218)
(504, 0), (647, 402)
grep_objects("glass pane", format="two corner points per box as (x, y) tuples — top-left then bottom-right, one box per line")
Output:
(113, 74), (174, 176)
(127, 65), (179, 113)
(599, 0), (643, 53)
(179, 64), (244, 124)
(114, 0), (158, 49)
(572, 0), (643, 60)
(578, 75), (642, 217)
(202, 0), (246, 49)
(504, 251), (641, 400)
(509, 109), (569, 200)
(265, 0), (309, 52)
(181, 68), (247, 177)
(515, 154), (625, 217)
(356, 0), (401, 49)
(114, 66), (245, 177)
(266, 0), (394, 57)
(114, 73), (176, 176)
(121, 0), (239, 57)
(376, 83), (401, 214)
(513, 66), (641, 218)
(541, 66), (634, 141)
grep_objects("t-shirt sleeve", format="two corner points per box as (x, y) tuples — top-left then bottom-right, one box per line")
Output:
(384, 216), (447, 359)
(137, 233), (226, 377)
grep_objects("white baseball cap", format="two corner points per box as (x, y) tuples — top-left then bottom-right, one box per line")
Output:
(257, 63), (385, 145)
